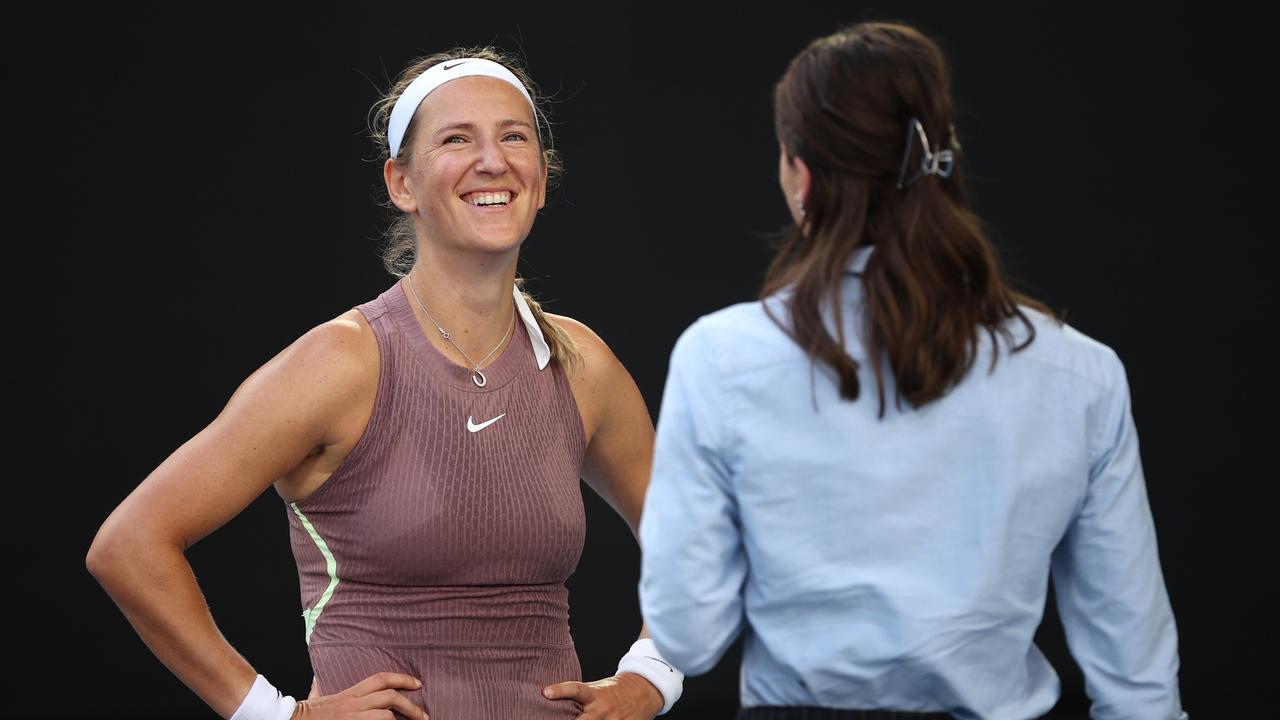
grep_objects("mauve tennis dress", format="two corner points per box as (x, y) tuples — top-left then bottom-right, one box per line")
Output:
(285, 280), (587, 719)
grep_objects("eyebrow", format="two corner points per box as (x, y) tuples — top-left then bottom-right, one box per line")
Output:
(432, 119), (535, 137)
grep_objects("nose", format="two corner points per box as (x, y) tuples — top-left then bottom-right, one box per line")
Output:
(473, 138), (510, 176)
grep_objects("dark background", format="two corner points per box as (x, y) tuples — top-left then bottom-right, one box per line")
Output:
(10, 2), (1272, 718)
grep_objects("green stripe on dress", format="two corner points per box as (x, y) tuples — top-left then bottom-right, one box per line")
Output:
(290, 503), (339, 644)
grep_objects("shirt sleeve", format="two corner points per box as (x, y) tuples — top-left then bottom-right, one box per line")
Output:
(1050, 355), (1187, 720)
(638, 319), (747, 676)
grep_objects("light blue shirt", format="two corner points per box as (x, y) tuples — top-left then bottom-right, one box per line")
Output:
(638, 247), (1185, 720)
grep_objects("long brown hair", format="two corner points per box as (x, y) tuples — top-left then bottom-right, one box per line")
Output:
(767, 22), (1051, 416)
(369, 46), (578, 370)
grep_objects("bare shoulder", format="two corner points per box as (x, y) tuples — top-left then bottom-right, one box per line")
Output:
(257, 308), (378, 390)
(543, 312), (623, 385)
(544, 312), (649, 445)
(286, 308), (377, 368)
(223, 307), (380, 447)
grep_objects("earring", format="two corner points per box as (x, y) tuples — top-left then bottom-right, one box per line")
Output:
(794, 192), (805, 217)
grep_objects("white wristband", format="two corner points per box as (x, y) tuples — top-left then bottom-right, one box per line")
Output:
(616, 638), (683, 715)
(229, 674), (297, 720)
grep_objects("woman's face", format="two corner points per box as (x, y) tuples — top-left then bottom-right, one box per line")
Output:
(391, 76), (547, 256)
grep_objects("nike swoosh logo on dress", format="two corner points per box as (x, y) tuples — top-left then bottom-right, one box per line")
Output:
(466, 413), (507, 433)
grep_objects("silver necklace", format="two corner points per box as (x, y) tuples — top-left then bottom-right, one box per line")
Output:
(406, 276), (515, 388)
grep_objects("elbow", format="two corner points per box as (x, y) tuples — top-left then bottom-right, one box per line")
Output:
(647, 621), (730, 677)
(86, 516), (160, 587)
(669, 647), (721, 677)
(85, 524), (125, 584)
(642, 595), (740, 677)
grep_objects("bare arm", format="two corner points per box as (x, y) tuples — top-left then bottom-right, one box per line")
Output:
(554, 316), (653, 540)
(85, 311), (422, 719)
(542, 314), (666, 718)
(569, 324), (665, 640)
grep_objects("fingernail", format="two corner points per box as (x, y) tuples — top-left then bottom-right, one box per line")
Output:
(543, 688), (553, 698)
(415, 678), (423, 688)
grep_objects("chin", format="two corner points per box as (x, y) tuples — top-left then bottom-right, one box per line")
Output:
(466, 233), (526, 255)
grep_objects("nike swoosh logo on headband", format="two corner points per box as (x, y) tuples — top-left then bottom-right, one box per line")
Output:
(442, 61), (470, 71)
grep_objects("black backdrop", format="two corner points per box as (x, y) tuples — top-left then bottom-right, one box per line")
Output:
(11, 2), (1273, 718)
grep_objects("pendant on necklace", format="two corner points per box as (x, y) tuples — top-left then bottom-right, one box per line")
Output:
(472, 368), (488, 388)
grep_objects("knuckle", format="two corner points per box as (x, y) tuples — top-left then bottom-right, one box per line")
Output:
(394, 696), (421, 713)
(372, 688), (398, 704)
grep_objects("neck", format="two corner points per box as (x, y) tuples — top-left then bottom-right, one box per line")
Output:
(405, 244), (519, 369)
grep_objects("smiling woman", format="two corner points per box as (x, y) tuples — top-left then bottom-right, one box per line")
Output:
(86, 47), (679, 720)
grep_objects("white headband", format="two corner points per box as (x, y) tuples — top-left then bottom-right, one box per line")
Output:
(387, 57), (538, 158)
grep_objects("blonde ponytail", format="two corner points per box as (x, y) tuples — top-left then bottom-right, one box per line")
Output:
(516, 278), (580, 372)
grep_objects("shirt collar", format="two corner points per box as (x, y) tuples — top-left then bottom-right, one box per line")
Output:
(846, 244), (875, 275)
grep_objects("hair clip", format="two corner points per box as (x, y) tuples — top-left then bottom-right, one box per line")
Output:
(896, 116), (955, 189)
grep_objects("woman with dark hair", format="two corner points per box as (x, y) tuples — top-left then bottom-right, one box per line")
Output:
(638, 22), (1186, 720)
(87, 48), (676, 720)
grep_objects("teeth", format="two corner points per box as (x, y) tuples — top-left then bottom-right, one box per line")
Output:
(467, 191), (511, 206)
